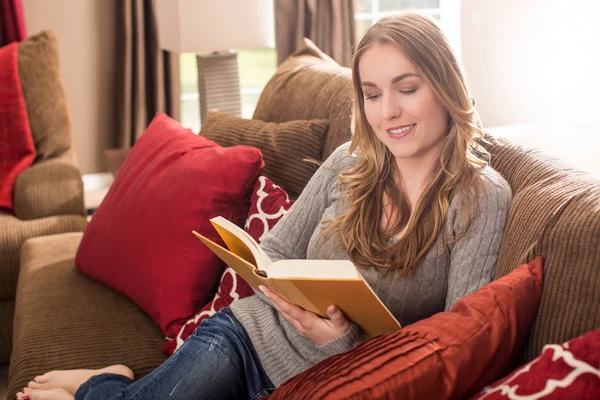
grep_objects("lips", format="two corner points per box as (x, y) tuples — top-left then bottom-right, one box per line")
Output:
(387, 123), (416, 136)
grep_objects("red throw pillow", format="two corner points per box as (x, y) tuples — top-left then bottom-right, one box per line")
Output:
(470, 327), (600, 399)
(267, 257), (544, 400)
(75, 113), (264, 337)
(0, 42), (35, 212)
(163, 176), (295, 355)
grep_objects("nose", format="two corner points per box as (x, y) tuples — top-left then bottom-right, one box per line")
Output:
(381, 93), (401, 120)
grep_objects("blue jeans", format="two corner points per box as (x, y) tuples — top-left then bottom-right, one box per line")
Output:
(74, 307), (275, 400)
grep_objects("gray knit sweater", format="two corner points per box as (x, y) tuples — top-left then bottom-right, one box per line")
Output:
(230, 142), (512, 387)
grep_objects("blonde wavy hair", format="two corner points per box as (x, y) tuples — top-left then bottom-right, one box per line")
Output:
(323, 13), (488, 278)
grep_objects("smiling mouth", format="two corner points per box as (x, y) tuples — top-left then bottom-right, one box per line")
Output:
(387, 124), (416, 135)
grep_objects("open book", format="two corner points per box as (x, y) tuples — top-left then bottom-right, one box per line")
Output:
(193, 216), (401, 336)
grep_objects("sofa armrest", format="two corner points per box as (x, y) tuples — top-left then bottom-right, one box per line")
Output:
(13, 156), (86, 220)
(0, 212), (88, 301)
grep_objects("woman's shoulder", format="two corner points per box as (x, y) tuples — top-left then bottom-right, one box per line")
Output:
(323, 141), (358, 170)
(449, 166), (513, 215)
(479, 166), (513, 202)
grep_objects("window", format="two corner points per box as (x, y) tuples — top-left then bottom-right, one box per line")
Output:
(354, 0), (460, 57)
(179, 49), (277, 133)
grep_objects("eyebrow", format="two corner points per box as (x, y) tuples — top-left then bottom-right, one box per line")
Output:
(361, 73), (421, 87)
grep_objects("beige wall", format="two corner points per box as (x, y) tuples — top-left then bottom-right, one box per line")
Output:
(22, 0), (117, 173)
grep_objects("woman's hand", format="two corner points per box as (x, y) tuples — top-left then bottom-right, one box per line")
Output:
(259, 285), (351, 345)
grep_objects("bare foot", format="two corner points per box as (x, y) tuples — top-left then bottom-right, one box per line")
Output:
(17, 387), (74, 400)
(26, 365), (134, 395)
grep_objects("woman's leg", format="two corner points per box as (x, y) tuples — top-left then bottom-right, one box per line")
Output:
(72, 307), (274, 400)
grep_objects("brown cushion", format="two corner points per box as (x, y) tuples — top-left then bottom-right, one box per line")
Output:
(0, 213), (87, 301)
(253, 38), (353, 160)
(200, 112), (329, 198)
(8, 233), (167, 398)
(481, 133), (600, 366)
(17, 30), (73, 160)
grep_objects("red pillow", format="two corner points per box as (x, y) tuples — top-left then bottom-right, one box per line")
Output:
(163, 176), (295, 355)
(75, 113), (264, 337)
(471, 327), (600, 399)
(0, 42), (35, 212)
(267, 257), (544, 400)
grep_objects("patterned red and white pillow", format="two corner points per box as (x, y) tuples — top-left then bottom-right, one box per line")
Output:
(471, 327), (600, 399)
(163, 176), (295, 356)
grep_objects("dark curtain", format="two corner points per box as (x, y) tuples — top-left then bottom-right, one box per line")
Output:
(275, 0), (356, 67)
(114, 0), (180, 148)
(0, 0), (27, 46)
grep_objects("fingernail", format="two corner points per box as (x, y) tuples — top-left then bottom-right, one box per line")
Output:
(22, 396), (30, 400)
(258, 285), (266, 292)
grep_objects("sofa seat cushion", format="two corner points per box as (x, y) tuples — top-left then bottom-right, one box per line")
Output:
(8, 232), (167, 398)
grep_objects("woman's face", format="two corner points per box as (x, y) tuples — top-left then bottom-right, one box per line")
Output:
(359, 43), (448, 165)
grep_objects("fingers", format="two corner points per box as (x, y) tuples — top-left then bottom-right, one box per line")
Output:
(260, 286), (304, 320)
(260, 285), (312, 334)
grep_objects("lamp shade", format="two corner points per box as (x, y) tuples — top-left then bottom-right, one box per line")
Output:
(155, 0), (275, 53)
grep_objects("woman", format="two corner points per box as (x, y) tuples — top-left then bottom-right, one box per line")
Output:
(17, 13), (512, 400)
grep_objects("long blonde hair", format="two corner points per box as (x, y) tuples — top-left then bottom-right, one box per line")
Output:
(324, 14), (488, 278)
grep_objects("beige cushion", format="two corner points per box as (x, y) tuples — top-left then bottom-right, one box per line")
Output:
(253, 38), (353, 160)
(482, 134), (600, 365)
(8, 233), (167, 398)
(200, 112), (329, 198)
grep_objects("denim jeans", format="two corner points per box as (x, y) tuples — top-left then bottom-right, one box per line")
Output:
(74, 307), (275, 400)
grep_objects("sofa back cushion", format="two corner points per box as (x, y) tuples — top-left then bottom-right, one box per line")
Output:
(17, 30), (74, 161)
(481, 134), (600, 366)
(199, 112), (329, 198)
(253, 38), (353, 161)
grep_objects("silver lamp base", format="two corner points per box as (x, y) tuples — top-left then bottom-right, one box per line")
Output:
(196, 51), (242, 122)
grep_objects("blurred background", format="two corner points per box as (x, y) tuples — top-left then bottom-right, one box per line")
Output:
(18, 0), (600, 176)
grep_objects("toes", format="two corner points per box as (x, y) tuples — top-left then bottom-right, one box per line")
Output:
(33, 374), (49, 383)
(28, 380), (41, 389)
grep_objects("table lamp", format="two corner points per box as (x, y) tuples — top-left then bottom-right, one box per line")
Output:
(155, 0), (275, 122)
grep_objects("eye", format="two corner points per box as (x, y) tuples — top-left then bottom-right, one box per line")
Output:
(365, 93), (380, 100)
(399, 89), (417, 95)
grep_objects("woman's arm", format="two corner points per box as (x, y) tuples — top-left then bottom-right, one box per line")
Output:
(259, 143), (352, 262)
(445, 169), (513, 311)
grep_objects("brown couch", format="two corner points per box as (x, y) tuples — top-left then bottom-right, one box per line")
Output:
(6, 39), (600, 398)
(0, 31), (88, 367)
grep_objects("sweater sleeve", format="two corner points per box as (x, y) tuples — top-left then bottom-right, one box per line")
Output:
(259, 142), (352, 262)
(444, 168), (513, 311)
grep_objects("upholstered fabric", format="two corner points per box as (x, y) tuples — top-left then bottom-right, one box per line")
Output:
(481, 134), (600, 366)
(17, 30), (73, 161)
(0, 300), (14, 364)
(253, 38), (353, 160)
(0, 29), (87, 365)
(199, 112), (328, 198)
(13, 156), (85, 220)
(0, 212), (87, 301)
(8, 233), (167, 399)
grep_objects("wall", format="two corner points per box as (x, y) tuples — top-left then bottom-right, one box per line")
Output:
(22, 0), (117, 173)
(461, 0), (600, 130)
